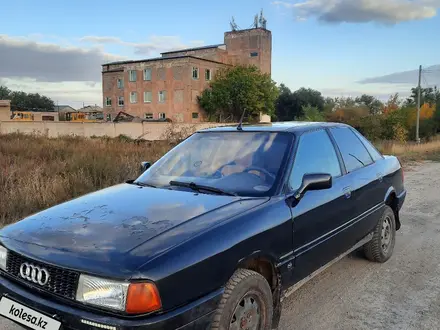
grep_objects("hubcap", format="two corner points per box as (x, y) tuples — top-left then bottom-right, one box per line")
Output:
(230, 294), (261, 330)
(381, 215), (392, 253)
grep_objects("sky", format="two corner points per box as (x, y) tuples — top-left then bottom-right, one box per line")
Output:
(1, 0), (440, 108)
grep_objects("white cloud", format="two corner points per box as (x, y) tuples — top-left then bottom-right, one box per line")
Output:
(79, 35), (205, 55)
(272, 0), (440, 24)
(0, 34), (205, 108)
(358, 65), (440, 85)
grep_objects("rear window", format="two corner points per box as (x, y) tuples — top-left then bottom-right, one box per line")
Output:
(330, 127), (373, 173)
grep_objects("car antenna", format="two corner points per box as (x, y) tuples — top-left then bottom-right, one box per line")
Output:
(237, 108), (246, 131)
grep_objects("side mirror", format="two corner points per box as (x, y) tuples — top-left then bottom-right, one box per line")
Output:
(294, 173), (332, 200)
(141, 161), (151, 172)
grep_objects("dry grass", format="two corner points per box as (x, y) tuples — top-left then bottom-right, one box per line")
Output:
(0, 134), (172, 225)
(376, 137), (440, 163)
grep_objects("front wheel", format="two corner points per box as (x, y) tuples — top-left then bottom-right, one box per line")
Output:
(211, 269), (273, 330)
(364, 205), (396, 263)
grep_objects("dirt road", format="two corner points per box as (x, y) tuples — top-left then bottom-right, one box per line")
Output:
(3, 162), (440, 330)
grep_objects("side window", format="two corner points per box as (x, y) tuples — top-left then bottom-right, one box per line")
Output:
(330, 127), (373, 173)
(352, 129), (383, 162)
(289, 130), (342, 191)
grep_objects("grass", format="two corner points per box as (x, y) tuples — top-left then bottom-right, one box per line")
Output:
(376, 136), (440, 163)
(0, 133), (172, 225)
(1, 133), (440, 226)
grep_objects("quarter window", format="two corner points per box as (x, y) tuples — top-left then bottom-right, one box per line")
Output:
(330, 127), (373, 173)
(289, 129), (341, 191)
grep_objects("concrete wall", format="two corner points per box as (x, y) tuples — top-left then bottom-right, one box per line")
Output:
(0, 121), (231, 140)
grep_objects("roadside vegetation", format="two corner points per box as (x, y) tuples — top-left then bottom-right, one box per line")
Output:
(1, 132), (440, 226)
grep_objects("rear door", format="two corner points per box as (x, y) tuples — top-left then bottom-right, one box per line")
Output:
(288, 129), (352, 283)
(328, 126), (383, 247)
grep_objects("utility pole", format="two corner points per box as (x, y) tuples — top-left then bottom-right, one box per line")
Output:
(416, 65), (422, 143)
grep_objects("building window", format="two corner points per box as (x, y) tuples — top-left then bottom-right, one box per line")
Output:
(159, 112), (166, 119)
(205, 69), (211, 81)
(158, 90), (167, 103)
(130, 92), (138, 103)
(250, 52), (259, 57)
(118, 96), (124, 107)
(128, 70), (137, 82)
(106, 114), (112, 121)
(117, 78), (124, 89)
(144, 91), (152, 103)
(143, 68), (152, 81)
(105, 97), (112, 107)
(192, 112), (199, 119)
(192, 67), (199, 79)
(144, 113), (153, 120)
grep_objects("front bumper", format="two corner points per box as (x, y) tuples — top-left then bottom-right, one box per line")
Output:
(0, 276), (223, 330)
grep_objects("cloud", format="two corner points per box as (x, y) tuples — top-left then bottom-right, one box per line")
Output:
(272, 0), (440, 24)
(0, 35), (121, 83)
(1, 77), (102, 108)
(358, 65), (440, 85)
(80, 35), (205, 55)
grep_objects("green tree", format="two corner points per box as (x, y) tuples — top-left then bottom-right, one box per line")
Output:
(355, 94), (384, 115)
(0, 85), (55, 111)
(197, 65), (279, 122)
(275, 86), (325, 121)
(299, 105), (324, 122)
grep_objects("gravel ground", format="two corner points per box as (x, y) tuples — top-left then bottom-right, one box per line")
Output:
(2, 161), (440, 330)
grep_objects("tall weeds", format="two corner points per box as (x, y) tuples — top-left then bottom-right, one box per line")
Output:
(0, 134), (170, 225)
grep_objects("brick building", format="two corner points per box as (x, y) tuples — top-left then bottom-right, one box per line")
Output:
(101, 28), (272, 123)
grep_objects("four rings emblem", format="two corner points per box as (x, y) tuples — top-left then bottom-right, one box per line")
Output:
(19, 263), (50, 286)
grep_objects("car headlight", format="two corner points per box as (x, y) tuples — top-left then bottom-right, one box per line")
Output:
(76, 274), (161, 314)
(0, 246), (7, 271)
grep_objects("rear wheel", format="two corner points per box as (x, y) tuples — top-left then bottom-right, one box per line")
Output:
(211, 269), (273, 330)
(364, 205), (396, 263)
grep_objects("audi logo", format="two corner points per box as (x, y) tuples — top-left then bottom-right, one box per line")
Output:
(19, 263), (50, 286)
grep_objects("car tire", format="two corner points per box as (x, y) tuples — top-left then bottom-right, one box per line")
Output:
(364, 205), (396, 263)
(211, 268), (273, 330)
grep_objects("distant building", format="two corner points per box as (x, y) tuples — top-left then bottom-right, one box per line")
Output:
(102, 27), (272, 123)
(54, 105), (76, 121)
(0, 100), (11, 121)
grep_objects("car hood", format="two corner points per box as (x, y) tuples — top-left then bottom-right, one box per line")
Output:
(0, 183), (268, 277)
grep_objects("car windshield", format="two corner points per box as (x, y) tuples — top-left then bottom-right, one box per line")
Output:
(135, 131), (292, 196)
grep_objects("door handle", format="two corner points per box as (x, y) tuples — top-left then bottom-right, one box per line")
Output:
(343, 186), (352, 199)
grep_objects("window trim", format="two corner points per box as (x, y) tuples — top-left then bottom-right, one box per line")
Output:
(143, 91), (152, 103)
(143, 68), (152, 81)
(287, 128), (343, 192)
(192, 67), (199, 80)
(105, 97), (112, 107)
(205, 69), (211, 81)
(158, 112), (166, 119)
(128, 70), (137, 82)
(117, 78), (124, 89)
(118, 96), (124, 107)
(144, 113), (154, 120)
(130, 91), (138, 104)
(158, 90), (166, 103)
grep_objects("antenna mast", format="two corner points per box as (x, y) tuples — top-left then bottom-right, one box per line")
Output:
(230, 16), (238, 31)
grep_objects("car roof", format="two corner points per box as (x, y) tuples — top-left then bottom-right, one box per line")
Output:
(198, 121), (350, 134)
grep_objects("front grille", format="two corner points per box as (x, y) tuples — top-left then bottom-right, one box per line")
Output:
(6, 250), (79, 300)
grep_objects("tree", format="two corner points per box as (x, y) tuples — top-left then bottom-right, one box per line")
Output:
(197, 65), (279, 122)
(299, 105), (324, 122)
(355, 94), (383, 115)
(0, 85), (55, 111)
(274, 86), (325, 121)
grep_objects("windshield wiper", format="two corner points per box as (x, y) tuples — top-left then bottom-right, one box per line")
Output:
(169, 181), (237, 196)
(126, 180), (156, 188)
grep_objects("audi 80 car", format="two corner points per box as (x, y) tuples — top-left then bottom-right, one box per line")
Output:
(0, 122), (406, 330)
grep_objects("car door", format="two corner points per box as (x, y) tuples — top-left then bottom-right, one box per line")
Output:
(328, 126), (383, 247)
(287, 129), (354, 283)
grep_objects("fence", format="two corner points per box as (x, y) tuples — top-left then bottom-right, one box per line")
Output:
(0, 121), (229, 140)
